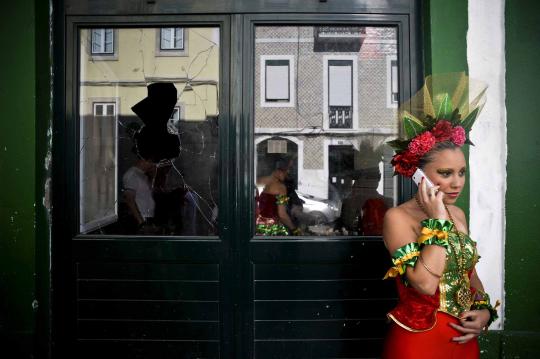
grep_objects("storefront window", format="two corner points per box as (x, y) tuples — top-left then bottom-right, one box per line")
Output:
(254, 25), (399, 237)
(78, 27), (220, 235)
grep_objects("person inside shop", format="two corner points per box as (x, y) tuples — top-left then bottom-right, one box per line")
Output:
(255, 161), (301, 235)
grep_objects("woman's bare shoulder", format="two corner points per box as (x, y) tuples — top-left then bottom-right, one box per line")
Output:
(446, 204), (468, 233)
(384, 206), (407, 223)
(447, 204), (466, 219)
(383, 204), (418, 254)
(384, 202), (417, 224)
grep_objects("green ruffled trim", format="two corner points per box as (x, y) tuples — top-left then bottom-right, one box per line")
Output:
(421, 218), (455, 232)
(392, 242), (420, 273)
(256, 223), (289, 236)
(391, 242), (421, 264)
(275, 194), (289, 205)
(383, 242), (421, 282)
(471, 292), (499, 327)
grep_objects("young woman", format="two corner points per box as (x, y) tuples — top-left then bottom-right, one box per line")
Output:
(381, 74), (499, 358)
(255, 166), (300, 236)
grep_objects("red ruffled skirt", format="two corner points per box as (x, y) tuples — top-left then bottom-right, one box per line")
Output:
(382, 311), (479, 359)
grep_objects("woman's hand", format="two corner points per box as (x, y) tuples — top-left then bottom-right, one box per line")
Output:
(416, 177), (448, 219)
(449, 309), (491, 344)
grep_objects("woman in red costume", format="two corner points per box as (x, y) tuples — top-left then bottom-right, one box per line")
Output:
(256, 166), (300, 235)
(382, 73), (499, 359)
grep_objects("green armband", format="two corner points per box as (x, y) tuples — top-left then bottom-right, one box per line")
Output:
(275, 194), (289, 205)
(384, 242), (420, 280)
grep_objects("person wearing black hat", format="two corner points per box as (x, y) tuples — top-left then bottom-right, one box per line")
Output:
(122, 82), (181, 234)
(131, 82), (180, 161)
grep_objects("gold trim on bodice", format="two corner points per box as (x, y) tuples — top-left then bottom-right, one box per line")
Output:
(438, 231), (479, 317)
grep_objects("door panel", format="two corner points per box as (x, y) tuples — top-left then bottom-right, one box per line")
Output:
(240, 13), (418, 358)
(58, 15), (233, 359)
(72, 240), (226, 358)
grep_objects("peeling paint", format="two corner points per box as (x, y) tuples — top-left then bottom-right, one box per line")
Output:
(468, 0), (506, 330)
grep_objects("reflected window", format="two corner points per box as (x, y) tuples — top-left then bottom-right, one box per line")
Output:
(167, 105), (182, 133)
(94, 102), (116, 117)
(79, 27), (220, 236)
(160, 28), (184, 50)
(80, 99), (118, 233)
(260, 55), (295, 107)
(254, 26), (398, 237)
(326, 59), (354, 129)
(91, 29), (114, 55)
(387, 56), (399, 107)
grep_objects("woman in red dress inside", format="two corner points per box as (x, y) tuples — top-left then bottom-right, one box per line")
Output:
(255, 165), (300, 236)
(382, 73), (499, 359)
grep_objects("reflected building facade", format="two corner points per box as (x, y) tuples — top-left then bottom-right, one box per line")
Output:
(254, 26), (399, 235)
(78, 27), (221, 235)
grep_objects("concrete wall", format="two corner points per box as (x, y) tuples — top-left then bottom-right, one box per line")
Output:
(468, 0), (506, 331)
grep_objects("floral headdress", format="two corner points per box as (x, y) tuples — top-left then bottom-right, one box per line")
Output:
(388, 72), (487, 177)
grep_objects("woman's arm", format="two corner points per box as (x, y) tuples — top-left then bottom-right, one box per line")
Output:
(470, 268), (485, 292)
(124, 189), (144, 225)
(277, 204), (296, 231)
(383, 207), (446, 295)
(275, 185), (297, 231)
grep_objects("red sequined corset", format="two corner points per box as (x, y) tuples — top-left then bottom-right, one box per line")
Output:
(258, 192), (279, 219)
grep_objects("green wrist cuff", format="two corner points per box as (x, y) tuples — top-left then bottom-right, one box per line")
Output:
(421, 218), (455, 232)
(417, 219), (453, 248)
(471, 291), (500, 328)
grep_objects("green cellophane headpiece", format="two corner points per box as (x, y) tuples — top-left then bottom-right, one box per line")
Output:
(387, 72), (488, 177)
(388, 72), (488, 152)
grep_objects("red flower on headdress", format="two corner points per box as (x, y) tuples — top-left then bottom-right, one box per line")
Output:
(408, 131), (436, 157)
(391, 152), (419, 177)
(451, 126), (466, 146)
(431, 120), (453, 141)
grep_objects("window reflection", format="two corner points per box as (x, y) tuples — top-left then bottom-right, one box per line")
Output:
(254, 26), (399, 237)
(79, 27), (220, 236)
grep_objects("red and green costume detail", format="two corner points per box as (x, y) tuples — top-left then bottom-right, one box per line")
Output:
(255, 193), (290, 235)
(382, 219), (498, 358)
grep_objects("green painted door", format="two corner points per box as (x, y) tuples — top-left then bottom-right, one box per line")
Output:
(53, 2), (422, 358)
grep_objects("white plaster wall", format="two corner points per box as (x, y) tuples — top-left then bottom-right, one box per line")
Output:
(467, 0), (506, 329)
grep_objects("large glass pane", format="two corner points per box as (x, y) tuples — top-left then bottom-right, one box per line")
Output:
(79, 27), (220, 236)
(254, 25), (399, 237)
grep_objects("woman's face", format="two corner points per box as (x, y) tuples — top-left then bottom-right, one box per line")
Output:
(422, 148), (466, 204)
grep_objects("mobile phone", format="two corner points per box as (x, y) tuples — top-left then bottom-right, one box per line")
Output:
(412, 168), (435, 188)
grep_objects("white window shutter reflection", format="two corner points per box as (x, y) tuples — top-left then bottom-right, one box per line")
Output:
(266, 63), (290, 100)
(329, 64), (352, 107)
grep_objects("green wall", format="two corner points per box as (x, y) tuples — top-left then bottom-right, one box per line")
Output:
(423, 0), (471, 219)
(1, 1), (51, 357)
(0, 1), (37, 356)
(503, 0), (540, 357)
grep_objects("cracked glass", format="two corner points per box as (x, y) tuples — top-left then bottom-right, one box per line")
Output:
(78, 27), (220, 236)
(254, 25), (399, 237)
